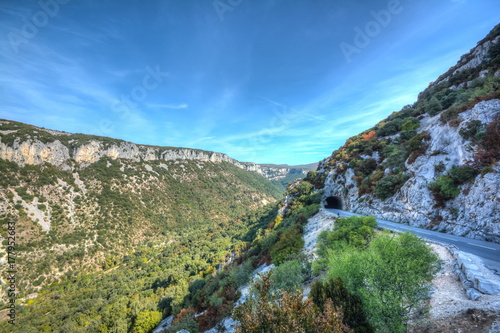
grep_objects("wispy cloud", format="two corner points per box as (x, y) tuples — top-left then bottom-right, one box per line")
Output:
(148, 103), (189, 110)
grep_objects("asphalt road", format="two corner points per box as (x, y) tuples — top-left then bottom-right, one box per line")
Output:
(326, 209), (500, 275)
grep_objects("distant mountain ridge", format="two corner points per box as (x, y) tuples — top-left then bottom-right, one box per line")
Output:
(0, 119), (305, 182)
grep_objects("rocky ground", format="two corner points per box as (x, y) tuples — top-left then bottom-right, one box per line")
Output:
(410, 244), (500, 332)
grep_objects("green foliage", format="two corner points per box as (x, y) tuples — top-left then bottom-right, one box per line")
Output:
(459, 120), (485, 141)
(132, 310), (162, 333)
(317, 216), (377, 256)
(270, 260), (304, 294)
(488, 35), (500, 64)
(374, 173), (409, 200)
(427, 96), (443, 116)
(473, 114), (500, 169)
(428, 175), (460, 202)
(399, 129), (417, 141)
(381, 144), (405, 170)
(304, 170), (327, 189)
(401, 119), (420, 132)
(310, 277), (374, 333)
(376, 116), (418, 137)
(270, 229), (304, 265)
(404, 132), (430, 164)
(428, 165), (477, 204)
(325, 232), (439, 332)
(0, 137), (286, 333)
(447, 165), (477, 184)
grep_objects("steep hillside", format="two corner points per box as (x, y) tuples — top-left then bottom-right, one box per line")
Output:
(314, 24), (500, 242)
(0, 120), (294, 313)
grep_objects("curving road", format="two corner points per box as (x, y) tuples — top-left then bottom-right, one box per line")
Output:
(326, 209), (500, 275)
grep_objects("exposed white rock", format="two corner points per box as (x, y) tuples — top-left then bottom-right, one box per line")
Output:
(0, 123), (305, 181)
(152, 315), (174, 333)
(302, 209), (338, 260)
(323, 99), (500, 242)
(203, 263), (275, 333)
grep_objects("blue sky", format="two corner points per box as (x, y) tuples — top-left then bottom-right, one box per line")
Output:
(0, 0), (498, 165)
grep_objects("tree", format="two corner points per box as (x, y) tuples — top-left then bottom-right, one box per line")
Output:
(326, 232), (439, 332)
(270, 229), (305, 265)
(234, 273), (351, 333)
(310, 277), (374, 333)
(270, 260), (304, 294)
(132, 310), (163, 333)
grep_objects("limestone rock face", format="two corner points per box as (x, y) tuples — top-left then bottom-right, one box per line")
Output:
(0, 122), (305, 181)
(0, 139), (70, 167)
(318, 26), (500, 243)
(322, 99), (500, 243)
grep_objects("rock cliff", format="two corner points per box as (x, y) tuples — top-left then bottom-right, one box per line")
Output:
(316, 24), (500, 243)
(0, 120), (305, 181)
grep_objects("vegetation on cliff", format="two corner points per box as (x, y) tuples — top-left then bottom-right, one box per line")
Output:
(319, 24), (500, 204)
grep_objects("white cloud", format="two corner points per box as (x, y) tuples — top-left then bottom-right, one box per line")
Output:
(148, 103), (189, 110)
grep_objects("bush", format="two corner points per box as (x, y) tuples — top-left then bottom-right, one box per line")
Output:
(428, 175), (460, 203)
(459, 120), (485, 141)
(427, 96), (443, 116)
(374, 173), (409, 200)
(382, 144), (405, 170)
(310, 277), (374, 333)
(233, 274), (349, 333)
(405, 132), (430, 164)
(401, 119), (420, 132)
(317, 216), (377, 254)
(429, 165), (477, 205)
(270, 229), (304, 265)
(270, 260), (304, 294)
(132, 310), (162, 333)
(399, 129), (417, 141)
(474, 114), (500, 168)
(447, 165), (477, 184)
(325, 232), (439, 332)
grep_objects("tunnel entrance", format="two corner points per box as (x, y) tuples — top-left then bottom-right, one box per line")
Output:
(325, 196), (343, 209)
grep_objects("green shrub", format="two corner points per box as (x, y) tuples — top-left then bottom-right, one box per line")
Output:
(382, 144), (406, 169)
(428, 175), (460, 203)
(132, 310), (162, 333)
(270, 260), (304, 294)
(473, 114), (500, 168)
(447, 165), (477, 184)
(427, 96), (443, 116)
(459, 120), (485, 141)
(310, 277), (374, 333)
(374, 173), (409, 200)
(325, 232), (439, 332)
(317, 216), (377, 255)
(401, 119), (420, 132)
(270, 229), (304, 265)
(399, 129), (417, 141)
(405, 132), (430, 164)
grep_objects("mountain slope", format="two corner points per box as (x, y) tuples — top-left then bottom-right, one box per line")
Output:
(0, 120), (291, 301)
(315, 23), (500, 242)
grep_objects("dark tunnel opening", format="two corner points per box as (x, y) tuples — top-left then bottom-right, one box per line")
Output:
(325, 196), (343, 209)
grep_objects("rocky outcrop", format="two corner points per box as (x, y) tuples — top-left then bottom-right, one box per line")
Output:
(318, 24), (500, 243)
(0, 122), (304, 181)
(321, 100), (500, 242)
